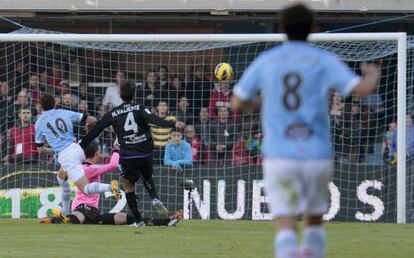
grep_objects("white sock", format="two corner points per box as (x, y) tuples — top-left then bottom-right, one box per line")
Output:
(83, 182), (111, 195)
(275, 229), (298, 258)
(57, 175), (71, 215)
(300, 226), (326, 258)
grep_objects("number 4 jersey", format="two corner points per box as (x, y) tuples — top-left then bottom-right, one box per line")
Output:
(79, 103), (176, 157)
(35, 109), (85, 152)
(234, 41), (360, 160)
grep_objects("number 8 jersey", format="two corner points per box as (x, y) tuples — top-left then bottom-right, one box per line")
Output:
(80, 103), (176, 157)
(35, 109), (84, 152)
(234, 41), (360, 160)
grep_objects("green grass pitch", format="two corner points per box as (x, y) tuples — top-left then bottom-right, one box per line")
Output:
(0, 219), (413, 258)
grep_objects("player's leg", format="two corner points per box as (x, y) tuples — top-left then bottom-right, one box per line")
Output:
(300, 160), (332, 258)
(69, 167), (121, 199)
(141, 156), (168, 217)
(67, 211), (85, 224)
(122, 176), (145, 227)
(56, 168), (71, 215)
(120, 159), (145, 227)
(263, 159), (302, 258)
(58, 143), (121, 199)
(146, 209), (184, 227)
(100, 212), (134, 225)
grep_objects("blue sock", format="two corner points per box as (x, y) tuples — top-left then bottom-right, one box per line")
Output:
(275, 229), (298, 258)
(300, 226), (326, 258)
(57, 175), (71, 215)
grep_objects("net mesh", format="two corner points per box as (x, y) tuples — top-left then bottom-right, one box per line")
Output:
(0, 28), (413, 222)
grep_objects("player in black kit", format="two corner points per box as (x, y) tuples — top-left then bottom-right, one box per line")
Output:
(80, 81), (184, 227)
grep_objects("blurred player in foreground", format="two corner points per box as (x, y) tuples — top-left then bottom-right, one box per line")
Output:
(41, 140), (183, 227)
(35, 93), (121, 216)
(80, 81), (185, 227)
(231, 3), (380, 258)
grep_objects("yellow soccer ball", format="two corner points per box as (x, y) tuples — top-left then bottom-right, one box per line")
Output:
(214, 62), (233, 81)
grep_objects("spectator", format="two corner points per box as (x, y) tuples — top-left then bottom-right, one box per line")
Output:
(184, 125), (201, 163)
(26, 74), (41, 105)
(0, 81), (12, 105)
(48, 63), (63, 95)
(76, 82), (96, 116)
(61, 93), (78, 112)
(68, 56), (85, 83)
(173, 95), (193, 124)
(330, 91), (345, 159)
(391, 115), (414, 159)
(342, 102), (367, 162)
(60, 80), (79, 106)
(164, 128), (192, 170)
(10, 61), (28, 97)
(158, 65), (170, 88)
(79, 99), (90, 116)
(208, 80), (236, 121)
(34, 102), (42, 119)
(186, 65), (211, 115)
(246, 126), (263, 163)
(194, 107), (211, 162)
(209, 106), (235, 164)
(8, 89), (31, 129)
(232, 134), (252, 166)
(383, 121), (397, 162)
(138, 70), (162, 108)
(0, 82), (12, 150)
(151, 100), (177, 163)
(3, 105), (38, 164)
(54, 96), (62, 108)
(166, 74), (184, 109)
(38, 70), (48, 93)
(102, 71), (125, 109)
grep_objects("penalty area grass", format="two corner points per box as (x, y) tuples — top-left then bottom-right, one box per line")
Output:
(0, 219), (413, 258)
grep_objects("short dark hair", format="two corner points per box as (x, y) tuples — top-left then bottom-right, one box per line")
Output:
(84, 140), (99, 159)
(120, 80), (135, 102)
(280, 3), (314, 41)
(40, 93), (56, 111)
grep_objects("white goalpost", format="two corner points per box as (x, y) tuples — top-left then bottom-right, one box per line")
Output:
(0, 32), (408, 223)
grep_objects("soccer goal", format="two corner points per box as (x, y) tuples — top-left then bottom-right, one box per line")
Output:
(0, 29), (410, 223)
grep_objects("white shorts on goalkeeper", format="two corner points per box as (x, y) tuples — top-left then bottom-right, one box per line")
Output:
(57, 143), (86, 182)
(263, 158), (333, 218)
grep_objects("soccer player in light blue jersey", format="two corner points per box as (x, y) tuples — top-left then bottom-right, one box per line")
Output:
(35, 93), (121, 215)
(232, 3), (380, 258)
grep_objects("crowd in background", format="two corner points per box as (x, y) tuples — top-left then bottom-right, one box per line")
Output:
(0, 61), (263, 167)
(0, 58), (397, 167)
(329, 89), (389, 163)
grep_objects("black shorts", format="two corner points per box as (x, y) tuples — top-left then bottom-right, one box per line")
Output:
(120, 155), (153, 184)
(73, 204), (103, 224)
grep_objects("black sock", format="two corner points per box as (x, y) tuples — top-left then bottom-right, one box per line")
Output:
(145, 218), (170, 226)
(125, 192), (143, 222)
(143, 177), (159, 200)
(67, 214), (81, 224)
(126, 215), (135, 225)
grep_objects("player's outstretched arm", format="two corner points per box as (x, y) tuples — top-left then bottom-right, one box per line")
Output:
(231, 95), (261, 113)
(140, 107), (176, 128)
(351, 62), (381, 97)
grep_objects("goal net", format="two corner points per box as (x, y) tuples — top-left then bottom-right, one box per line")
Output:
(0, 28), (411, 223)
